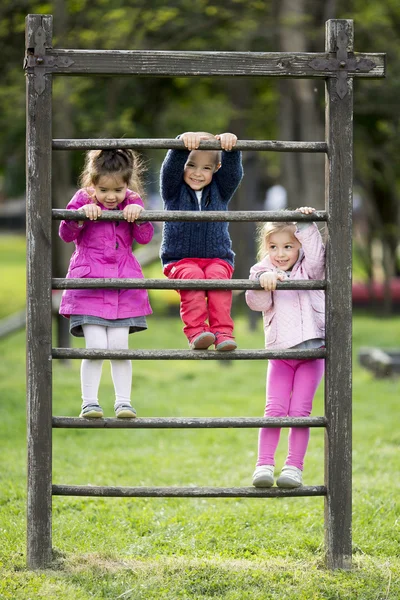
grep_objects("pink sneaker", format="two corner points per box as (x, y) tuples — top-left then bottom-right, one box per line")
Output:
(189, 332), (215, 350)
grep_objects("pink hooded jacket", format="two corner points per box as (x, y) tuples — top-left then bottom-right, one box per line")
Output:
(59, 188), (153, 320)
(245, 223), (325, 350)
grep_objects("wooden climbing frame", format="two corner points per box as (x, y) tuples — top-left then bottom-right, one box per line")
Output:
(24, 14), (385, 570)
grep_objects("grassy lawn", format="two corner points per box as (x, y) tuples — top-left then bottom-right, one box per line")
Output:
(0, 235), (399, 598)
(0, 235), (26, 319)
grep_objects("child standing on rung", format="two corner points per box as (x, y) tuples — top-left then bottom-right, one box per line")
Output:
(59, 149), (153, 419)
(245, 207), (325, 489)
(160, 131), (243, 351)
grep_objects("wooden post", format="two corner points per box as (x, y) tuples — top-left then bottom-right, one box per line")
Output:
(26, 14), (53, 568)
(324, 19), (353, 570)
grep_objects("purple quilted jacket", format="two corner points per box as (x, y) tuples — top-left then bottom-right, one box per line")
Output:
(59, 188), (153, 320)
(245, 223), (325, 350)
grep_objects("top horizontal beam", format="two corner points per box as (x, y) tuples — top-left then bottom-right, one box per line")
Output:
(26, 49), (386, 78)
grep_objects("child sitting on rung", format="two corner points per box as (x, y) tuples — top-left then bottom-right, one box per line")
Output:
(159, 131), (243, 351)
(245, 207), (325, 489)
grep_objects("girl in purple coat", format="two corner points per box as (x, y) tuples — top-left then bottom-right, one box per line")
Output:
(59, 149), (153, 419)
(245, 207), (325, 489)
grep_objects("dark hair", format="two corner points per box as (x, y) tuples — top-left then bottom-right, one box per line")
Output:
(79, 149), (145, 197)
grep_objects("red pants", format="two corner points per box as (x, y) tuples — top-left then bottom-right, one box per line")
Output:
(164, 258), (234, 340)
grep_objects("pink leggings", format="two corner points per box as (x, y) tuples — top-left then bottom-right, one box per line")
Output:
(257, 358), (325, 470)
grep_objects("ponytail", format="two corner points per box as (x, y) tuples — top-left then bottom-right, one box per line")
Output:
(79, 148), (146, 197)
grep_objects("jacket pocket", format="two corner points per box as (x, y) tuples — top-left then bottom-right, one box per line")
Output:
(311, 295), (325, 330)
(67, 264), (104, 301)
(67, 265), (91, 278)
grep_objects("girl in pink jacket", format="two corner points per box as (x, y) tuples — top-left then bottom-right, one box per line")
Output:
(59, 149), (153, 419)
(245, 207), (325, 489)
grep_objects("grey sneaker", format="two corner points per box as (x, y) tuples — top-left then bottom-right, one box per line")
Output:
(252, 465), (274, 488)
(276, 465), (303, 488)
(79, 404), (104, 418)
(115, 404), (137, 418)
(189, 332), (215, 350)
(215, 333), (237, 352)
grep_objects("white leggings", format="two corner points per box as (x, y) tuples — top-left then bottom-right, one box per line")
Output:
(81, 324), (132, 408)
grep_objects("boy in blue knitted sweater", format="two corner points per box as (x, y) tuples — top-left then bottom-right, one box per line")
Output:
(160, 131), (243, 351)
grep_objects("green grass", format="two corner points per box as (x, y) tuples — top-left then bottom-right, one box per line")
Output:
(0, 234), (26, 319)
(0, 235), (399, 598)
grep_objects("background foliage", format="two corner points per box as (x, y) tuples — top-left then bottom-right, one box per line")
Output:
(1, 1), (399, 285)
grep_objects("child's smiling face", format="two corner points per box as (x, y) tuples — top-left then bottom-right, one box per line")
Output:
(183, 150), (220, 191)
(93, 174), (128, 209)
(267, 229), (301, 270)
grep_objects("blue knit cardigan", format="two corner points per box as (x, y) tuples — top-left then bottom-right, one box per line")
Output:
(159, 146), (243, 267)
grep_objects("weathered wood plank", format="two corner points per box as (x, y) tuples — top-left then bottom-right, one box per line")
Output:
(324, 19), (353, 571)
(52, 416), (327, 429)
(358, 347), (400, 378)
(52, 209), (328, 222)
(52, 278), (326, 290)
(52, 484), (326, 498)
(53, 139), (328, 152)
(52, 348), (326, 360)
(31, 48), (385, 78)
(26, 13), (53, 570)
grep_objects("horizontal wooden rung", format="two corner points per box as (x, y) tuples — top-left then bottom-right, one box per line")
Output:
(52, 416), (327, 429)
(52, 139), (328, 152)
(52, 209), (328, 222)
(28, 48), (385, 78)
(52, 278), (326, 291)
(52, 348), (326, 360)
(52, 484), (326, 498)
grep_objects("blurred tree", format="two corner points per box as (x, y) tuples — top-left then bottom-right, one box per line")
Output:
(52, 0), (74, 347)
(1, 0), (396, 310)
(337, 0), (400, 311)
(275, 0), (325, 210)
(17, 1), (279, 278)
(0, 0), (36, 197)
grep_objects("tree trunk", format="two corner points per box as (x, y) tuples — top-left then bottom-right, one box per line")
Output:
(224, 80), (262, 281)
(277, 0), (325, 209)
(52, 0), (73, 350)
(223, 79), (265, 330)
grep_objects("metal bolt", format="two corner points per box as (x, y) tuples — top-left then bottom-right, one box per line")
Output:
(36, 57), (44, 65)
(339, 61), (346, 68)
